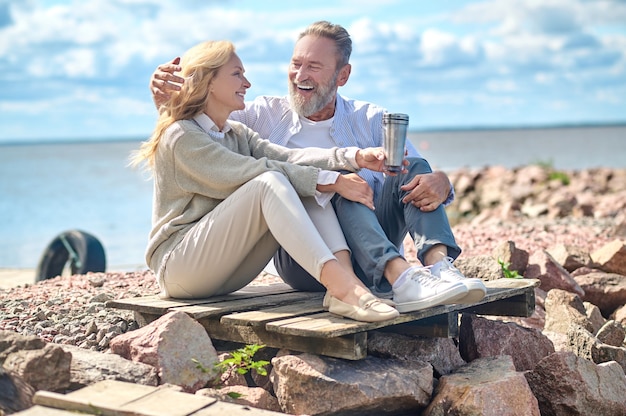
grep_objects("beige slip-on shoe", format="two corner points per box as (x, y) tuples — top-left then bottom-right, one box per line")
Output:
(324, 292), (399, 322)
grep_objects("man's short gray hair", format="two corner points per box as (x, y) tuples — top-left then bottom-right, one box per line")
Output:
(298, 20), (352, 68)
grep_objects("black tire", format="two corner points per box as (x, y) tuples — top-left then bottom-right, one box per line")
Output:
(35, 230), (106, 281)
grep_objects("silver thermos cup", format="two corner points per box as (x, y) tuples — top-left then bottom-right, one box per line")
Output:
(382, 113), (409, 172)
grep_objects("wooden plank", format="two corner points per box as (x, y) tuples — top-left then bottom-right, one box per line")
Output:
(198, 315), (367, 360)
(379, 312), (459, 338)
(12, 406), (83, 416)
(106, 283), (297, 315)
(177, 292), (322, 320)
(260, 279), (539, 338)
(191, 400), (286, 415)
(220, 298), (326, 326)
(462, 290), (535, 317)
(119, 388), (216, 416)
(33, 379), (156, 414)
(29, 381), (282, 416)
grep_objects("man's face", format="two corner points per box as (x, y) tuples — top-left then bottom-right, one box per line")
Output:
(288, 35), (341, 119)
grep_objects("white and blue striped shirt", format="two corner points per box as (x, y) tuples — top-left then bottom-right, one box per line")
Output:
(230, 94), (454, 204)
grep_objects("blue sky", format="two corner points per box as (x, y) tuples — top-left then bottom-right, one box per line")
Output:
(1, 0), (625, 143)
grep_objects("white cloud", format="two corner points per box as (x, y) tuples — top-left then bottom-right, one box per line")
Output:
(0, 0), (625, 141)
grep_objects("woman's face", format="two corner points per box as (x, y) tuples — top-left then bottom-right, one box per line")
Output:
(208, 53), (251, 116)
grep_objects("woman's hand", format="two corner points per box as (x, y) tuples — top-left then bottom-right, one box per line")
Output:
(317, 173), (375, 210)
(150, 57), (184, 108)
(356, 147), (408, 174)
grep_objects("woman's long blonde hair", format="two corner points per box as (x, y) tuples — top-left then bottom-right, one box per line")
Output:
(130, 40), (235, 169)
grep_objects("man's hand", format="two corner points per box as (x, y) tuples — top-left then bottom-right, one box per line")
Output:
(150, 57), (184, 108)
(317, 173), (375, 210)
(400, 171), (451, 212)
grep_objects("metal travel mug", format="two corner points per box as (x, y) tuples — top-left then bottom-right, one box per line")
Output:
(382, 113), (409, 173)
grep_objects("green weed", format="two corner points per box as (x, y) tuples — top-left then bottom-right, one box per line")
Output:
(498, 258), (521, 279)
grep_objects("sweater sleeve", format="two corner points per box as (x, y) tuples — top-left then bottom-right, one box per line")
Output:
(238, 123), (358, 173)
(164, 122), (355, 200)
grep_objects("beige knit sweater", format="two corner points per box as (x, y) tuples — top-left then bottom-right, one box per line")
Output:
(146, 118), (358, 273)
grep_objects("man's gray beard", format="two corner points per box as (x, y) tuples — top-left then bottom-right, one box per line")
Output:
(288, 74), (338, 118)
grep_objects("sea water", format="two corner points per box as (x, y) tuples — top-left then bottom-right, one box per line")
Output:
(1, 125), (625, 270)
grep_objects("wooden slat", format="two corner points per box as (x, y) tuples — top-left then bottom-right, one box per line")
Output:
(177, 292), (322, 319)
(198, 315), (367, 360)
(34, 379), (156, 414)
(12, 406), (82, 416)
(463, 290), (535, 317)
(109, 279), (540, 360)
(105, 283), (297, 315)
(191, 401), (286, 415)
(220, 298), (325, 326)
(119, 388), (215, 416)
(28, 380), (284, 416)
(379, 313), (460, 338)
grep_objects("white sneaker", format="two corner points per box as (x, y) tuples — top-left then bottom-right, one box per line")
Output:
(435, 257), (487, 304)
(393, 266), (469, 313)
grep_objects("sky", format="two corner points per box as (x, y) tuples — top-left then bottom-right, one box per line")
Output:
(1, 0), (625, 143)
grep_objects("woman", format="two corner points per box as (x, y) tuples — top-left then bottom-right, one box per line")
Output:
(131, 40), (399, 322)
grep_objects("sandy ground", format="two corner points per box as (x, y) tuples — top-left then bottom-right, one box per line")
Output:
(0, 269), (35, 290)
(0, 262), (282, 292)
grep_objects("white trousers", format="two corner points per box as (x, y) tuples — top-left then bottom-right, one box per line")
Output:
(161, 171), (348, 298)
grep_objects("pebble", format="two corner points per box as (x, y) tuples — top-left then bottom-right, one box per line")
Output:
(0, 216), (620, 353)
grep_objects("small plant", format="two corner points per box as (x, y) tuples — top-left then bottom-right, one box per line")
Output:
(215, 344), (270, 378)
(498, 258), (521, 279)
(532, 159), (570, 185)
(194, 343), (270, 397)
(548, 170), (570, 185)
(532, 159), (554, 169)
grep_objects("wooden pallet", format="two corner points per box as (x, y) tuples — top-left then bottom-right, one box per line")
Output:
(106, 278), (539, 360)
(16, 379), (283, 415)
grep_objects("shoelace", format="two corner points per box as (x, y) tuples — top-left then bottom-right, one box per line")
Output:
(438, 256), (468, 281)
(440, 256), (458, 272)
(407, 267), (443, 288)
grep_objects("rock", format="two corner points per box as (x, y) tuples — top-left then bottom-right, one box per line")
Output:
(109, 311), (219, 392)
(3, 343), (71, 392)
(0, 330), (46, 365)
(459, 314), (554, 371)
(584, 301), (607, 334)
(60, 344), (158, 390)
(543, 289), (595, 334)
(455, 255), (504, 281)
(196, 385), (282, 413)
(542, 331), (570, 352)
(270, 352), (433, 415)
(423, 355), (540, 416)
(525, 251), (585, 296)
(613, 304), (626, 327)
(367, 331), (466, 376)
(525, 351), (626, 416)
(573, 271), (626, 317)
(591, 239), (626, 275)
(567, 324), (626, 372)
(0, 367), (35, 415)
(596, 320), (626, 347)
(546, 243), (592, 272)
(492, 240), (529, 275)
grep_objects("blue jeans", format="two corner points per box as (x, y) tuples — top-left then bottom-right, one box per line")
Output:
(275, 157), (461, 296)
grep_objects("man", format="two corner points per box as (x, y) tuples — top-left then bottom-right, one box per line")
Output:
(150, 21), (486, 311)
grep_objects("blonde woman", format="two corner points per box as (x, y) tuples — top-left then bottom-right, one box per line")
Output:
(131, 40), (399, 322)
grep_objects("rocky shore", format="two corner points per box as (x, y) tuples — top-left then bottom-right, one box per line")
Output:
(1, 164), (626, 415)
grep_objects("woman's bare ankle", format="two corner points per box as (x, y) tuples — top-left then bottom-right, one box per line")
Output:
(320, 261), (370, 305)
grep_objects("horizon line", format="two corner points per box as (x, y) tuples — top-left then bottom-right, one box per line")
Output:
(1, 120), (625, 146)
